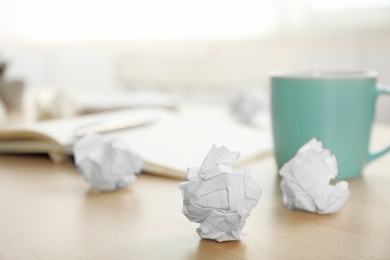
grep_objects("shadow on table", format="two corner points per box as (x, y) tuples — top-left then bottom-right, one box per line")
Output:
(187, 238), (247, 259)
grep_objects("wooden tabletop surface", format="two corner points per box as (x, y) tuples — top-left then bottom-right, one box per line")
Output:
(0, 124), (389, 260)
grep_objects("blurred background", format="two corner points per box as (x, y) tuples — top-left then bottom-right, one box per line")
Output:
(0, 0), (389, 122)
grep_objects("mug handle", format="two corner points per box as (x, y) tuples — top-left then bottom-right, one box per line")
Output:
(367, 84), (390, 162)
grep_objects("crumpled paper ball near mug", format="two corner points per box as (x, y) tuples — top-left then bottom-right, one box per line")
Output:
(271, 70), (390, 180)
(179, 145), (262, 242)
(279, 138), (350, 214)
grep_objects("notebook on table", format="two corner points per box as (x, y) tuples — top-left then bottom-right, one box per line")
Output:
(0, 104), (273, 179)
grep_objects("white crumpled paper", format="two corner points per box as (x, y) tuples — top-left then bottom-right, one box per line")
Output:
(34, 88), (80, 120)
(73, 134), (142, 191)
(179, 145), (262, 242)
(279, 138), (350, 214)
(230, 86), (268, 126)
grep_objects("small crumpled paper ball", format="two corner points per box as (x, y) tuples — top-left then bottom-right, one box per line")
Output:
(230, 86), (268, 126)
(179, 145), (262, 242)
(279, 138), (350, 214)
(34, 88), (80, 120)
(73, 134), (142, 191)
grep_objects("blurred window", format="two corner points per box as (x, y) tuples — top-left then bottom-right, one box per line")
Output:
(0, 0), (389, 42)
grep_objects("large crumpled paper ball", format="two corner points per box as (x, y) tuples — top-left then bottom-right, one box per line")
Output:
(73, 134), (142, 191)
(279, 138), (350, 214)
(179, 145), (262, 242)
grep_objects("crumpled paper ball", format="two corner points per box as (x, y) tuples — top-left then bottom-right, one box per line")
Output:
(279, 138), (350, 214)
(230, 86), (268, 126)
(73, 134), (142, 191)
(34, 88), (80, 120)
(179, 145), (262, 242)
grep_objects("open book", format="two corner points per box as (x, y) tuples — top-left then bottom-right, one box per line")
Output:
(0, 104), (272, 179)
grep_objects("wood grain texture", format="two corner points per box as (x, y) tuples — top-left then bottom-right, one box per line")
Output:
(0, 124), (389, 260)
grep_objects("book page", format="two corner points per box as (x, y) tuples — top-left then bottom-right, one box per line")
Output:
(0, 108), (166, 149)
(0, 104), (272, 178)
(108, 105), (272, 178)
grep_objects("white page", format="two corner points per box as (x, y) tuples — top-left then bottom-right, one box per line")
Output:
(111, 112), (272, 178)
(0, 104), (272, 178)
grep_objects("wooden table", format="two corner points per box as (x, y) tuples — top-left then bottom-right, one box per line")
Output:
(0, 124), (389, 259)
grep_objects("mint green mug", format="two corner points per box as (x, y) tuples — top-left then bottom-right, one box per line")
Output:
(271, 70), (390, 179)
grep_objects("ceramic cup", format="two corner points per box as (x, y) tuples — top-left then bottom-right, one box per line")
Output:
(0, 79), (24, 111)
(271, 70), (390, 179)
